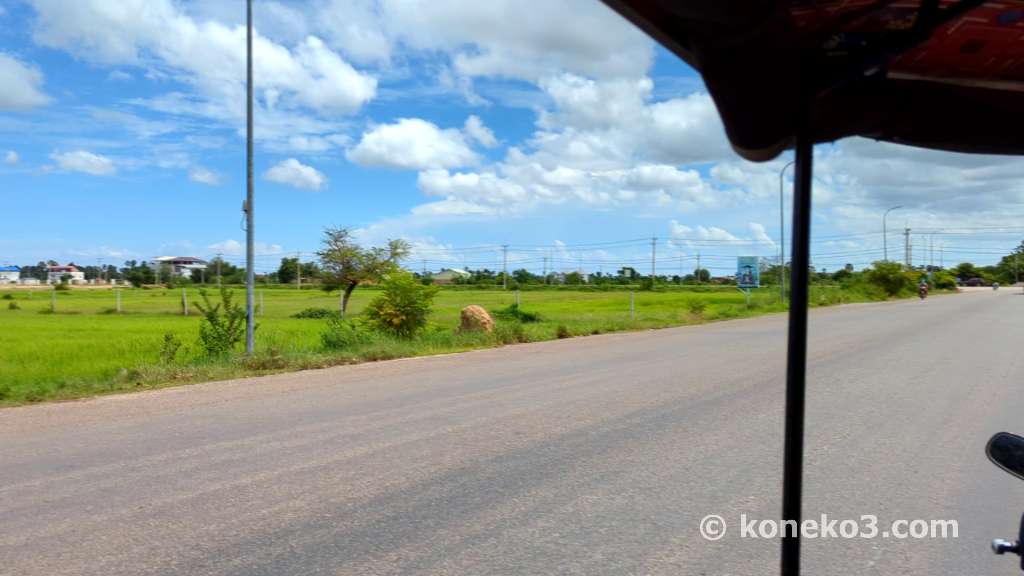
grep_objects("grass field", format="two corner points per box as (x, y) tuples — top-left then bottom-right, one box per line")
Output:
(0, 284), (868, 406)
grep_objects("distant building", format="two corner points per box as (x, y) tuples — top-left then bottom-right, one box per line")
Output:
(47, 264), (85, 284)
(0, 265), (19, 283)
(432, 268), (471, 284)
(153, 256), (208, 277)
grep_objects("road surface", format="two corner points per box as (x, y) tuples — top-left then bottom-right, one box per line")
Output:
(2, 289), (1023, 575)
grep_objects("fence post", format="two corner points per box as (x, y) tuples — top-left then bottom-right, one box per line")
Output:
(181, 288), (188, 316)
(116, 288), (121, 313)
(51, 285), (56, 313)
(629, 291), (635, 320)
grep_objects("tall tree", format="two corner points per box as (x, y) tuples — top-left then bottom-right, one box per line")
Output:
(317, 227), (411, 315)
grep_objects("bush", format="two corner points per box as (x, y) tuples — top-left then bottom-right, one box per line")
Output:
(364, 271), (439, 339)
(292, 307), (338, 319)
(866, 261), (914, 297)
(556, 324), (571, 339)
(1, 293), (12, 300)
(8, 301), (19, 310)
(53, 283), (70, 291)
(686, 298), (707, 315)
(931, 270), (958, 290)
(321, 317), (378, 350)
(493, 303), (542, 323)
(159, 332), (182, 364)
(194, 288), (248, 356)
(494, 322), (529, 344)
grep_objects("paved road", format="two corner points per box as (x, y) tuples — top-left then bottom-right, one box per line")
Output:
(2, 289), (1023, 575)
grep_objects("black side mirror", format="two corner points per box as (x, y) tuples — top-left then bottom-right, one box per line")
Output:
(987, 432), (1024, 481)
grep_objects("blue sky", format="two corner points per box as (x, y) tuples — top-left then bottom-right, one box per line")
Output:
(2, 0), (1024, 276)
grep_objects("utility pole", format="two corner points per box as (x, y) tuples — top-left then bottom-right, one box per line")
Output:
(904, 227), (911, 268)
(501, 244), (508, 289)
(696, 252), (701, 284)
(216, 253), (223, 287)
(295, 251), (301, 290)
(244, 0), (256, 356)
(650, 237), (657, 282)
(542, 255), (548, 281)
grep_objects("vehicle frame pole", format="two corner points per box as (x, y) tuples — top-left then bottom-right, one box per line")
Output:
(780, 110), (813, 576)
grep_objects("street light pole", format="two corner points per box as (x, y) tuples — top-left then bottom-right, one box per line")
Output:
(780, 160), (794, 302)
(244, 0), (255, 355)
(882, 205), (902, 262)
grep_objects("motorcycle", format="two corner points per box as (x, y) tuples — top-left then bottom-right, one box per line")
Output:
(988, 432), (1024, 569)
(919, 284), (928, 300)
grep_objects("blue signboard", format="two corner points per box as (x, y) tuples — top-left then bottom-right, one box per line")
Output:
(737, 256), (760, 288)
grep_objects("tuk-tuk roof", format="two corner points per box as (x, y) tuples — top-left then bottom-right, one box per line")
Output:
(602, 0), (1024, 161)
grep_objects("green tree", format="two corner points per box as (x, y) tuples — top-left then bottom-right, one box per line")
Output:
(277, 257), (299, 285)
(866, 261), (914, 297)
(318, 227), (411, 315)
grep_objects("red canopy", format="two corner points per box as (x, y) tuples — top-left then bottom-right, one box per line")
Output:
(603, 0), (1024, 161)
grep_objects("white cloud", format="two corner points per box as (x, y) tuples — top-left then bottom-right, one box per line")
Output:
(264, 158), (327, 191)
(207, 239), (284, 256)
(3, 150), (18, 165)
(382, 0), (653, 82)
(347, 118), (479, 170)
(50, 150), (116, 176)
(106, 70), (132, 81)
(26, 0), (376, 143)
(189, 166), (221, 186)
(463, 115), (498, 148)
(0, 52), (50, 110)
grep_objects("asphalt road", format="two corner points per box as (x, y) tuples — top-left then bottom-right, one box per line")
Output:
(2, 289), (1023, 575)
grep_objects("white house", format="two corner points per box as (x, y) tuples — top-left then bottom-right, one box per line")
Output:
(47, 264), (85, 284)
(0, 265), (19, 283)
(153, 256), (208, 277)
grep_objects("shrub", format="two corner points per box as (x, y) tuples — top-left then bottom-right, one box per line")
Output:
(494, 322), (529, 344)
(194, 288), (248, 356)
(292, 307), (338, 319)
(686, 298), (707, 315)
(321, 317), (378, 350)
(1, 293), (12, 300)
(931, 270), (958, 290)
(556, 324), (571, 339)
(53, 283), (70, 291)
(364, 271), (438, 339)
(159, 332), (182, 364)
(493, 303), (542, 323)
(8, 301), (19, 310)
(866, 261), (914, 297)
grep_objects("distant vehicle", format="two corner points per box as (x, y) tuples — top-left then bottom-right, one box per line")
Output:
(965, 277), (986, 287)
(993, 283), (1000, 290)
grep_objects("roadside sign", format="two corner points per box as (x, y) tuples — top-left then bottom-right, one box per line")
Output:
(737, 256), (760, 288)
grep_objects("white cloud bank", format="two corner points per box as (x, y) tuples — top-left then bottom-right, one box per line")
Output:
(189, 166), (221, 186)
(50, 150), (116, 176)
(0, 52), (50, 110)
(264, 158), (326, 191)
(4, 150), (18, 165)
(346, 117), (481, 170)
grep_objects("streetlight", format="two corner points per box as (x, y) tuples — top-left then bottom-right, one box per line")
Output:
(779, 160), (794, 302)
(244, 0), (255, 355)
(883, 205), (902, 261)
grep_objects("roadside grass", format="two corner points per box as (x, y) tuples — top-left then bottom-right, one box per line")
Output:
(0, 284), (909, 406)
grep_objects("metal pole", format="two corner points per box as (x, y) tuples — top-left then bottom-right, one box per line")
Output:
(50, 285), (56, 313)
(650, 237), (657, 282)
(781, 110), (813, 576)
(502, 244), (508, 290)
(244, 0), (255, 355)
(116, 288), (121, 313)
(882, 206), (902, 261)
(182, 288), (188, 316)
(780, 160), (794, 302)
(629, 291), (634, 320)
